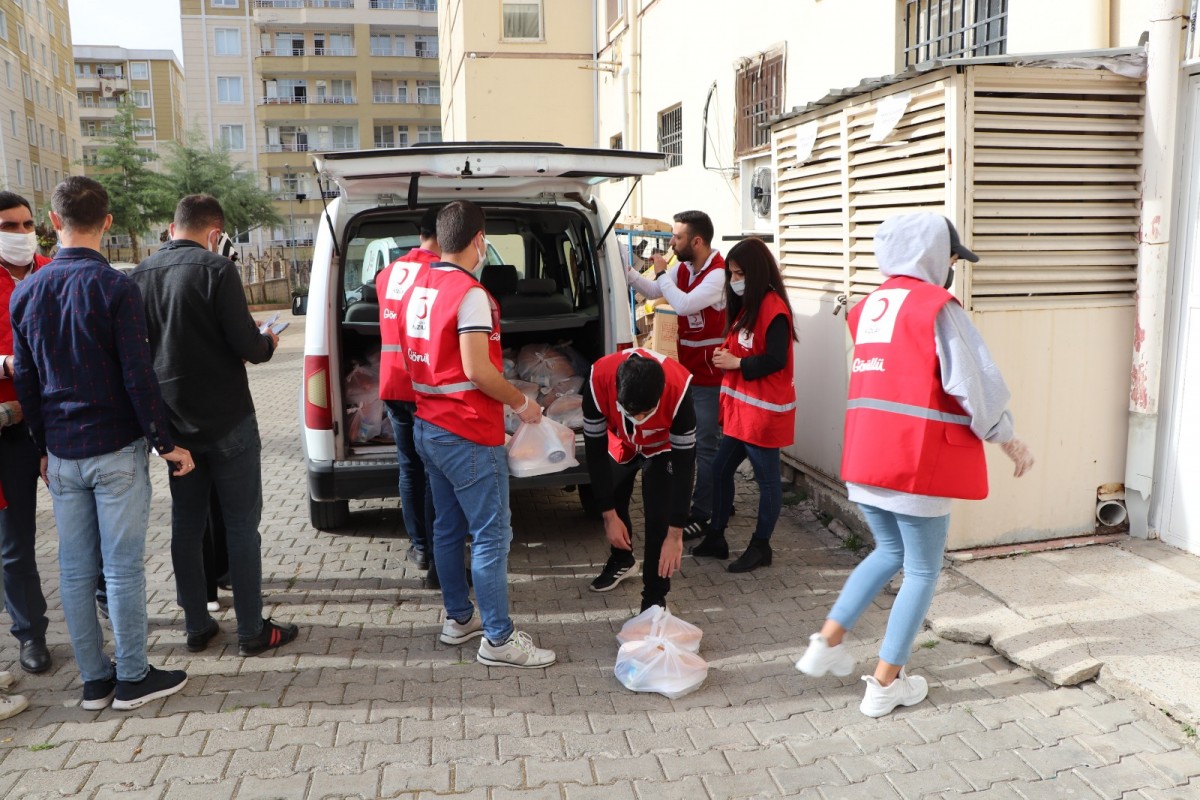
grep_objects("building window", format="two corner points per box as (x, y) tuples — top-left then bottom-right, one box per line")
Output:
(134, 119), (155, 138)
(605, 0), (623, 28)
(22, 71), (30, 99)
(14, 160), (22, 187)
(903, 0), (1007, 66)
(0, 11), (7, 39)
(219, 124), (245, 150)
(17, 25), (25, 53)
(217, 76), (243, 103)
(212, 0), (238, 6)
(9, 111), (15, 137)
(32, 163), (40, 191)
(131, 90), (151, 108)
(214, 28), (241, 56)
(417, 125), (441, 144)
(657, 105), (682, 169)
(332, 125), (356, 149)
(416, 80), (439, 105)
(370, 33), (404, 56)
(413, 34), (437, 57)
(129, 62), (149, 80)
(373, 125), (394, 148)
(501, 1), (542, 41)
(734, 51), (783, 158)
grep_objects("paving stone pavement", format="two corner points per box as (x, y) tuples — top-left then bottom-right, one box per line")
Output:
(2, 321), (1199, 799)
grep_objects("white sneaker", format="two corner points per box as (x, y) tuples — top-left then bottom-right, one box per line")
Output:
(796, 633), (856, 677)
(439, 613), (484, 645)
(0, 671), (15, 690)
(0, 694), (29, 721)
(859, 669), (928, 718)
(477, 631), (556, 669)
(206, 600), (221, 613)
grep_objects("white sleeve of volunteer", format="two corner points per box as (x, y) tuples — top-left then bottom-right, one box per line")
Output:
(656, 266), (725, 315)
(934, 303), (1014, 443)
(457, 286), (493, 333)
(625, 264), (666, 299)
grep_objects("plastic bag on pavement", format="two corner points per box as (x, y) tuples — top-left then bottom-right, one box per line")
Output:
(546, 394), (584, 430)
(506, 416), (579, 478)
(617, 605), (703, 654)
(614, 636), (708, 699)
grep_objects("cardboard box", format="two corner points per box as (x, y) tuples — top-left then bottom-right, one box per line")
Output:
(650, 306), (678, 360)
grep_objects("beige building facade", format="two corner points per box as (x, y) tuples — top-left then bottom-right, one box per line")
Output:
(180, 0), (441, 259)
(0, 0), (79, 219)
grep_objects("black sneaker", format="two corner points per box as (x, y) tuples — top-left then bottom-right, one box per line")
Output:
(682, 516), (711, 541)
(112, 666), (188, 711)
(407, 546), (429, 570)
(690, 532), (729, 560)
(238, 619), (299, 657)
(589, 556), (639, 593)
(728, 540), (773, 573)
(96, 598), (110, 621)
(81, 664), (116, 711)
(185, 618), (220, 653)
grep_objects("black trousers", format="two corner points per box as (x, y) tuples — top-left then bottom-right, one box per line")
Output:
(608, 453), (672, 609)
(0, 423), (48, 642)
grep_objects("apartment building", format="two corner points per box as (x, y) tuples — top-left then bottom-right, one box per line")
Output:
(439, 0), (594, 143)
(180, 0), (441, 258)
(74, 46), (186, 170)
(0, 0), (79, 217)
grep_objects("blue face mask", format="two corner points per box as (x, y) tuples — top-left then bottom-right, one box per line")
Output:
(730, 279), (746, 296)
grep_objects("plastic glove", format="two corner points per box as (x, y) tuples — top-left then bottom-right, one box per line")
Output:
(1000, 437), (1035, 478)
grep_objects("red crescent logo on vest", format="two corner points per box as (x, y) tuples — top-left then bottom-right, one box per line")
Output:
(415, 298), (430, 319)
(870, 297), (890, 322)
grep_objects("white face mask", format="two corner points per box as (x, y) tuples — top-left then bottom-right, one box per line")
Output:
(730, 279), (746, 296)
(475, 243), (487, 274)
(0, 231), (38, 266)
(617, 401), (659, 427)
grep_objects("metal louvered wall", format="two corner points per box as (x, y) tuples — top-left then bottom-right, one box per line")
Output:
(773, 64), (1145, 312)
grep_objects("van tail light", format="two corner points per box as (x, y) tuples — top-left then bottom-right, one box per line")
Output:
(304, 355), (333, 430)
(616, 341), (634, 350)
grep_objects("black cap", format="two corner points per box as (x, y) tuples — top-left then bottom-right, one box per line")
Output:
(946, 218), (979, 262)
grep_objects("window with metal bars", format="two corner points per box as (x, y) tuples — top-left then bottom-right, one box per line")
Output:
(903, 0), (1007, 66)
(658, 105), (682, 168)
(735, 52), (783, 158)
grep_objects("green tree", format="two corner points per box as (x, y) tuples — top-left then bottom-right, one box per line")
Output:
(85, 99), (173, 255)
(161, 132), (282, 237)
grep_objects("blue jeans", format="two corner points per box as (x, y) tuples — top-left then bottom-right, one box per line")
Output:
(828, 504), (950, 666)
(414, 419), (513, 644)
(47, 440), (152, 683)
(0, 423), (49, 643)
(690, 384), (720, 520)
(169, 414), (265, 640)
(385, 401), (433, 558)
(709, 435), (782, 541)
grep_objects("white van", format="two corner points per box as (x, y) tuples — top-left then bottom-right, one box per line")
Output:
(297, 142), (667, 529)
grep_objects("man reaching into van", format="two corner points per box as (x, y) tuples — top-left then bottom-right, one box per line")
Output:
(131, 195), (299, 658)
(378, 206), (440, 586)
(623, 210), (725, 542)
(396, 200), (556, 669)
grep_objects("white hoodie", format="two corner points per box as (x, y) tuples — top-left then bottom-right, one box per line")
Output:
(847, 212), (1015, 518)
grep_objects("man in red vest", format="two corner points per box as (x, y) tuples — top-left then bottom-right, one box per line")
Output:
(624, 211), (725, 541)
(378, 206), (440, 585)
(583, 350), (696, 611)
(396, 200), (555, 669)
(0, 192), (52, 675)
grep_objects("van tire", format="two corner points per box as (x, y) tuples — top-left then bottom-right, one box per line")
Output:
(309, 497), (350, 530)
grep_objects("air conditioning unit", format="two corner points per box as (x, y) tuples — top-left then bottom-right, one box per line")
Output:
(751, 166), (773, 219)
(739, 155), (774, 233)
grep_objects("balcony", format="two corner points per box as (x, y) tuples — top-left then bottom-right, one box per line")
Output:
(371, 94), (409, 104)
(259, 95), (357, 105)
(254, 0), (352, 8)
(370, 0), (436, 9)
(75, 75), (129, 93)
(257, 50), (359, 74)
(77, 105), (120, 121)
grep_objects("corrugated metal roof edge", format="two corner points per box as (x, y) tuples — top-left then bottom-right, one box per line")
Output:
(769, 46), (1146, 126)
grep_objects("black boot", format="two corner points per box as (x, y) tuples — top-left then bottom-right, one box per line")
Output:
(728, 539), (772, 573)
(690, 531), (728, 559)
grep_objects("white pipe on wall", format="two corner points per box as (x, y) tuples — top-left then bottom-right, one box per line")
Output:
(1125, 0), (1188, 538)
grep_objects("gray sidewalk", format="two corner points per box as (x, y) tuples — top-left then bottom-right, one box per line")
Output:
(1, 317), (1198, 799)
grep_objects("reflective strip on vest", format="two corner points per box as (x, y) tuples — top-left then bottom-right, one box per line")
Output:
(411, 379), (478, 395)
(720, 385), (798, 414)
(382, 344), (403, 352)
(678, 337), (725, 348)
(847, 397), (971, 426)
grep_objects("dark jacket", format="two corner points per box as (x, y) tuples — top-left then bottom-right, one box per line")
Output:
(131, 239), (274, 446)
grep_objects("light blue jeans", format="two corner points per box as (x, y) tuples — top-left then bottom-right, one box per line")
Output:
(828, 504), (950, 666)
(690, 384), (720, 521)
(47, 440), (152, 683)
(414, 419), (513, 645)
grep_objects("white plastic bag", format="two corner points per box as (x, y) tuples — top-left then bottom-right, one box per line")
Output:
(546, 394), (584, 430)
(345, 362), (387, 443)
(517, 343), (576, 388)
(539, 376), (584, 408)
(505, 379), (544, 434)
(506, 417), (579, 478)
(617, 605), (703, 654)
(614, 637), (708, 699)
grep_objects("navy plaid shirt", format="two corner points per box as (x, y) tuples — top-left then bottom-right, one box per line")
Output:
(11, 247), (175, 459)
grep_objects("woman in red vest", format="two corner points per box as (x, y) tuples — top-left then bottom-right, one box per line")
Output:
(796, 213), (1035, 718)
(690, 238), (796, 572)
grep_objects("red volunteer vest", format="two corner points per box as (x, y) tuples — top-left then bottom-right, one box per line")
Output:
(841, 275), (987, 499)
(674, 252), (725, 386)
(0, 254), (49, 404)
(719, 292), (796, 448)
(589, 348), (693, 463)
(396, 263), (505, 446)
(378, 248), (439, 402)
